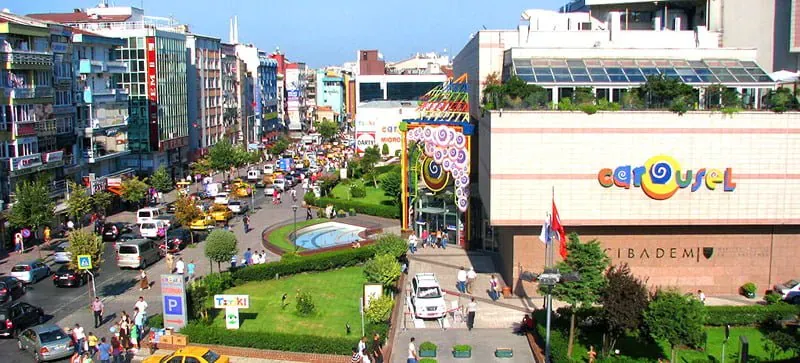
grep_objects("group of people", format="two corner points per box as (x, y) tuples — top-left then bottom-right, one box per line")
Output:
(231, 247), (269, 267)
(406, 229), (449, 254)
(165, 253), (195, 280)
(350, 332), (384, 363)
(455, 266), (502, 301)
(81, 296), (151, 362)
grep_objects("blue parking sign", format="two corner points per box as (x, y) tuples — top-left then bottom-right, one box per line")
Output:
(164, 296), (183, 315)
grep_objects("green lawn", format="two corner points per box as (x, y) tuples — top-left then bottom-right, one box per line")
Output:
(266, 218), (327, 252)
(212, 266), (365, 337)
(331, 180), (391, 205)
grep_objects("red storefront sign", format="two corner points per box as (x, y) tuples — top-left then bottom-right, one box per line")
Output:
(146, 37), (160, 152)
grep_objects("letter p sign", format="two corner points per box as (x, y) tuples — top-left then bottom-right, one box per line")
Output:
(164, 296), (183, 315)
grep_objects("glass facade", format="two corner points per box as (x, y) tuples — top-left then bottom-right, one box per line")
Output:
(386, 82), (440, 101)
(155, 36), (188, 146)
(359, 82), (382, 102)
(115, 37), (148, 152)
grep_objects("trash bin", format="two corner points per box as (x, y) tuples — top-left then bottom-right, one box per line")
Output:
(502, 286), (512, 298)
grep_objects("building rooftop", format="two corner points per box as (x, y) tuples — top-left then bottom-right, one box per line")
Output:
(357, 100), (419, 109)
(27, 11), (131, 24)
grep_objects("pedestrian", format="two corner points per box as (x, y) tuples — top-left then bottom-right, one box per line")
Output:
(436, 230), (443, 248)
(166, 252), (175, 273)
(111, 336), (124, 363)
(44, 226), (51, 244)
(588, 345), (598, 363)
(130, 311), (141, 350)
(358, 336), (367, 358)
(82, 352), (94, 363)
(14, 232), (23, 254)
(306, 206), (313, 220)
(90, 297), (104, 328)
(73, 323), (86, 354)
(97, 337), (112, 363)
(407, 232), (417, 254)
(466, 297), (477, 331)
(698, 290), (706, 304)
(134, 296), (148, 318)
(421, 229), (429, 248)
(243, 214), (250, 233)
(456, 267), (467, 294)
(441, 233), (448, 249)
(244, 248), (253, 265)
(139, 269), (149, 291)
(187, 260), (196, 280)
(230, 254), (237, 269)
(466, 267), (477, 294)
(87, 332), (99, 357)
(291, 188), (297, 202)
(67, 220), (75, 231)
(407, 337), (419, 363)
(277, 190), (282, 204)
(489, 275), (500, 301)
(175, 257), (185, 275)
(351, 346), (363, 363)
(372, 332), (384, 363)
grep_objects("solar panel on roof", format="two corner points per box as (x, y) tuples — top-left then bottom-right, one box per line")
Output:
(572, 75), (591, 82)
(534, 67), (552, 75)
(680, 76), (702, 83)
(746, 68), (766, 76)
(516, 66), (533, 75)
(741, 61), (758, 67)
(698, 74), (719, 82)
(570, 67), (588, 75)
(590, 74), (610, 82)
(609, 74), (628, 82)
(728, 68), (748, 75)
(676, 68), (696, 76)
(518, 74), (535, 82)
(716, 75), (737, 82)
(554, 74), (573, 82)
(733, 74), (756, 82)
(627, 75), (646, 82)
(641, 68), (660, 76)
(552, 67), (570, 75)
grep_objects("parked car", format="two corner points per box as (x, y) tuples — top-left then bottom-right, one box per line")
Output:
(139, 221), (169, 239)
(189, 215), (216, 231)
(0, 302), (44, 337)
(10, 261), (50, 284)
(165, 201), (177, 214)
(0, 276), (25, 303)
(17, 324), (73, 362)
(263, 164), (274, 175)
(160, 228), (193, 254)
(774, 279), (800, 304)
(214, 192), (230, 205)
(273, 179), (286, 192)
(51, 265), (89, 288)
(263, 184), (275, 197)
(143, 346), (230, 363)
(136, 207), (162, 225)
(410, 273), (447, 319)
(116, 239), (160, 269)
(153, 215), (179, 229)
(102, 222), (131, 242)
(113, 233), (140, 253)
(254, 179), (267, 188)
(227, 200), (249, 214)
(52, 242), (71, 264)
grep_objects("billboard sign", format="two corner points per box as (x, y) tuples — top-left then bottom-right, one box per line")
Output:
(356, 132), (376, 153)
(146, 36), (159, 152)
(160, 274), (188, 330)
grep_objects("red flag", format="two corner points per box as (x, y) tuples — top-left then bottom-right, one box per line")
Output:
(552, 199), (568, 259)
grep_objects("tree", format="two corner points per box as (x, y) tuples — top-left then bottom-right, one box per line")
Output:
(150, 166), (173, 192)
(66, 181), (93, 225)
(204, 229), (238, 272)
(8, 179), (55, 243)
(379, 170), (402, 206)
(268, 137), (289, 157)
(66, 230), (104, 271)
(360, 145), (382, 188)
(120, 176), (149, 208)
(540, 233), (610, 358)
(190, 158), (213, 176)
(317, 120), (339, 141)
(381, 143), (389, 156)
(600, 264), (649, 356)
(91, 191), (113, 216)
(643, 289), (707, 362)
(208, 140), (237, 180)
(364, 254), (402, 290)
(174, 196), (204, 245)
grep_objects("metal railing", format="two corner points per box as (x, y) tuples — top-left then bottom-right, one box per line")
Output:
(0, 50), (53, 66)
(3, 86), (54, 99)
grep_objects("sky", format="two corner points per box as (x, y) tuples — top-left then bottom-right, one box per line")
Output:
(8, 0), (565, 67)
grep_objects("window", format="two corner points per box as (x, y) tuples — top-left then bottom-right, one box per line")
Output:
(359, 82), (382, 102)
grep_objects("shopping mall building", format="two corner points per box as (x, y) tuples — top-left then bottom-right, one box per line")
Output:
(453, 6), (800, 295)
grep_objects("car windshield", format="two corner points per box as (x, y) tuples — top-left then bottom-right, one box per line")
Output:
(54, 243), (69, 252)
(119, 246), (138, 254)
(229, 201), (240, 205)
(141, 223), (155, 230)
(11, 265), (29, 272)
(39, 329), (69, 343)
(56, 265), (73, 274)
(782, 279), (799, 287)
(202, 350), (221, 363)
(138, 211), (150, 217)
(418, 286), (442, 299)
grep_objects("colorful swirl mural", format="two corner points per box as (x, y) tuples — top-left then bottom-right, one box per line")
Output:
(421, 156), (450, 192)
(407, 125), (470, 212)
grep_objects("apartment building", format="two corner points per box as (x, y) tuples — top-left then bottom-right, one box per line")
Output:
(186, 34), (222, 158)
(256, 53), (279, 146)
(354, 50), (448, 107)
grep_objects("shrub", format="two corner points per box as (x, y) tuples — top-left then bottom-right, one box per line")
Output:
(452, 344), (472, 352)
(148, 314), (163, 329)
(181, 323), (360, 355)
(203, 272), (234, 294)
(313, 197), (400, 218)
(232, 245), (377, 282)
(303, 192), (316, 206)
(296, 291), (316, 316)
(534, 310), (570, 363)
(365, 294), (394, 323)
(742, 282), (757, 295)
(765, 292), (783, 305)
(364, 254), (402, 289)
(419, 341), (437, 351)
(580, 104), (598, 115)
(349, 184), (366, 198)
(370, 234), (407, 259)
(705, 304), (800, 326)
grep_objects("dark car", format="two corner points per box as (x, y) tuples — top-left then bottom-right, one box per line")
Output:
(159, 228), (192, 254)
(166, 202), (177, 214)
(51, 265), (89, 288)
(102, 222), (131, 242)
(254, 180), (267, 188)
(0, 277), (25, 303)
(0, 302), (44, 337)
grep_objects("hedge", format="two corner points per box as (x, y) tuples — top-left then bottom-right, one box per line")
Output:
(313, 197), (400, 219)
(705, 304), (800, 326)
(533, 310), (572, 363)
(232, 246), (377, 282)
(181, 319), (389, 355)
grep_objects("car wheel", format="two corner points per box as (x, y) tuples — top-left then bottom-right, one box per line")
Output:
(792, 296), (800, 305)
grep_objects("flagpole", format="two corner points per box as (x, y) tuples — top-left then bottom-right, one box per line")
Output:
(545, 187), (555, 363)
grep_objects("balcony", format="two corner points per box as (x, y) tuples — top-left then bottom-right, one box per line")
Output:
(84, 116), (128, 135)
(84, 145), (130, 164)
(3, 86), (54, 100)
(83, 88), (128, 104)
(79, 59), (128, 74)
(0, 50), (53, 69)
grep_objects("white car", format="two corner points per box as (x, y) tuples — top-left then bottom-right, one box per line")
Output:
(53, 241), (71, 264)
(227, 200), (249, 214)
(214, 192), (230, 205)
(139, 221), (168, 239)
(263, 165), (274, 175)
(273, 179), (286, 192)
(774, 279), (800, 303)
(410, 273), (447, 319)
(264, 184), (275, 196)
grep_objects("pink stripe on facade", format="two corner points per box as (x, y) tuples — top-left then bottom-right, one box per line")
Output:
(490, 127), (800, 134)
(490, 173), (800, 180)
(490, 218), (800, 226)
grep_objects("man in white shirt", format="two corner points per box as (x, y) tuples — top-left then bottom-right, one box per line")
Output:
(456, 267), (468, 293)
(72, 324), (86, 354)
(175, 257), (185, 275)
(134, 296), (148, 316)
(407, 337), (419, 363)
(407, 233), (417, 254)
(466, 268), (477, 294)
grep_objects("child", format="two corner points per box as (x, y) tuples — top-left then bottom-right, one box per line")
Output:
(87, 332), (99, 357)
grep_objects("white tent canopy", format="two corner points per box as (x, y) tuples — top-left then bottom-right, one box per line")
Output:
(769, 70), (799, 83)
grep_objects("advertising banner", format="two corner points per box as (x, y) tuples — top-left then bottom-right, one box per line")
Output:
(146, 36), (159, 152)
(355, 132), (376, 153)
(10, 154), (42, 171)
(213, 295), (250, 309)
(160, 274), (188, 330)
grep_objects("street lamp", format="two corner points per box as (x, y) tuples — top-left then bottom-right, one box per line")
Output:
(538, 266), (580, 363)
(292, 204), (298, 251)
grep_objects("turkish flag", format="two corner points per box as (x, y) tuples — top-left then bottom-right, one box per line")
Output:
(552, 200), (568, 259)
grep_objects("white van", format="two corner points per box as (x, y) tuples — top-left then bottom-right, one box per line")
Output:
(136, 207), (162, 225)
(139, 221), (168, 239)
(247, 169), (261, 181)
(263, 164), (274, 175)
(117, 239), (160, 269)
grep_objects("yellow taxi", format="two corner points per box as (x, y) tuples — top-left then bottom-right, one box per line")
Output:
(189, 215), (215, 231)
(143, 346), (230, 363)
(233, 183), (252, 198)
(209, 204), (233, 222)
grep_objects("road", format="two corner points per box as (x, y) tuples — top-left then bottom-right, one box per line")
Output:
(0, 174), (279, 363)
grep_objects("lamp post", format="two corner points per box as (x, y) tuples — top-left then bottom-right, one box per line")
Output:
(538, 237), (580, 363)
(292, 204), (298, 251)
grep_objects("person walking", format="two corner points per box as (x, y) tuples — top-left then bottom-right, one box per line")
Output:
(466, 267), (477, 294)
(72, 324), (86, 354)
(698, 290), (706, 304)
(489, 275), (500, 301)
(350, 346), (363, 363)
(244, 248), (253, 266)
(134, 296), (148, 318)
(230, 254), (237, 269)
(243, 214), (250, 233)
(138, 269), (149, 291)
(371, 332), (384, 363)
(291, 188), (297, 202)
(407, 232), (418, 254)
(110, 336), (124, 363)
(91, 297), (104, 329)
(175, 257), (185, 275)
(14, 232), (23, 255)
(456, 267), (468, 293)
(407, 337), (419, 363)
(588, 345), (598, 363)
(306, 206), (313, 220)
(466, 297), (477, 331)
(441, 233), (448, 249)
(44, 226), (51, 245)
(420, 230), (429, 249)
(97, 337), (112, 363)
(187, 260), (196, 280)
(87, 332), (98, 358)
